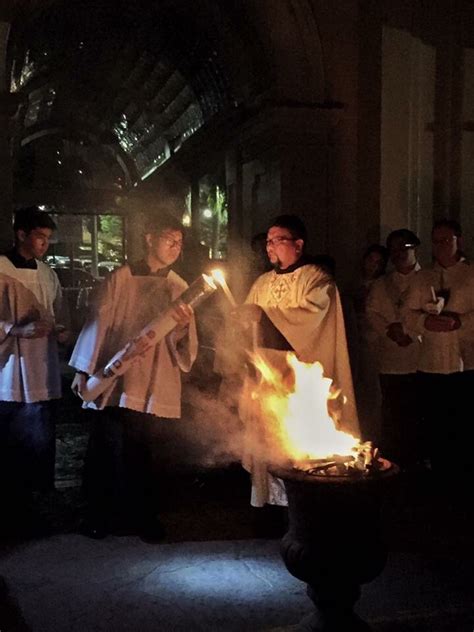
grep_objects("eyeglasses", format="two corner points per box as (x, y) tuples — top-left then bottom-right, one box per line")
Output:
(160, 235), (183, 248)
(266, 236), (295, 247)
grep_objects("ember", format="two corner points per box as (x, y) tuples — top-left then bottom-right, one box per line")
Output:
(295, 442), (391, 478)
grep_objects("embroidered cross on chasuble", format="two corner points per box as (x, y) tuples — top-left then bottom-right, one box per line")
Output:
(269, 274), (293, 304)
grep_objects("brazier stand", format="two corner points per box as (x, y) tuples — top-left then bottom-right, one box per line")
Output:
(270, 465), (398, 632)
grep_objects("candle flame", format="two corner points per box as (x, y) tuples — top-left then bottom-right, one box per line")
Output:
(202, 273), (218, 289)
(211, 269), (238, 307)
(211, 268), (226, 285)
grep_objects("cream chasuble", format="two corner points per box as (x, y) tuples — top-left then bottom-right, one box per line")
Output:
(240, 264), (359, 506)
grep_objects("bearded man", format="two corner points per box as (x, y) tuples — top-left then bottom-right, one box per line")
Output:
(236, 215), (358, 507)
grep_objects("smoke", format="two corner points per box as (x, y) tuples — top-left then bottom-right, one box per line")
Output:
(158, 247), (286, 470)
(180, 381), (245, 467)
(175, 376), (292, 472)
(147, 357), (294, 473)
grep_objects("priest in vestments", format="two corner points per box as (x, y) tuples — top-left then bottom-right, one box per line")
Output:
(236, 215), (359, 507)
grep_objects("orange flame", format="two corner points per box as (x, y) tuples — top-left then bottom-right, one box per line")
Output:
(252, 352), (360, 461)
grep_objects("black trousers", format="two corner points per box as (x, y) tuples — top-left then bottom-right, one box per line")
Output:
(379, 373), (421, 468)
(0, 400), (56, 499)
(82, 407), (175, 528)
(417, 370), (474, 488)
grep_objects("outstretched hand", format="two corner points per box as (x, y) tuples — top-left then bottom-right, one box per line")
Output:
(230, 304), (263, 328)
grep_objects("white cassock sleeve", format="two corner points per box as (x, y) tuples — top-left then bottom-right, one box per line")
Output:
(69, 274), (115, 375)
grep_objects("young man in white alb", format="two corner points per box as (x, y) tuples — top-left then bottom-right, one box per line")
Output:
(405, 219), (474, 489)
(0, 207), (68, 534)
(366, 229), (422, 468)
(70, 212), (198, 540)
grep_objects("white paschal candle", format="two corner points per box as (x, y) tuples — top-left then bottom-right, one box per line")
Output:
(80, 273), (217, 404)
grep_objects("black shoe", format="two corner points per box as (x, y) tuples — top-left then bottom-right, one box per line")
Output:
(79, 520), (108, 540)
(139, 518), (166, 544)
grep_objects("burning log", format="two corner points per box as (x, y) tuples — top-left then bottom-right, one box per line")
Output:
(295, 443), (391, 479)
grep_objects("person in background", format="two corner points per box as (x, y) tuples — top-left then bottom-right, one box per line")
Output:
(249, 232), (272, 283)
(70, 212), (198, 541)
(405, 219), (474, 493)
(352, 244), (389, 317)
(0, 206), (69, 536)
(350, 244), (389, 444)
(366, 229), (422, 468)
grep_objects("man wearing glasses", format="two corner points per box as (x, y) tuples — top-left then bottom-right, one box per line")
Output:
(405, 219), (474, 492)
(70, 212), (197, 540)
(236, 215), (359, 507)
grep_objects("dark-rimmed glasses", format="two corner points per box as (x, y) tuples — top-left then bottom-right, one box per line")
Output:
(266, 236), (296, 247)
(160, 235), (183, 248)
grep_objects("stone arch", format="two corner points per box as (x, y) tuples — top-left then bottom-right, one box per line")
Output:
(19, 126), (138, 188)
(3, 0), (330, 266)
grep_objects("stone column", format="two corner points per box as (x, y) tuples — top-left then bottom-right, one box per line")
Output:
(226, 103), (364, 285)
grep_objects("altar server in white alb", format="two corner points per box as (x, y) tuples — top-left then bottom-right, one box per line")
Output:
(236, 215), (359, 507)
(0, 207), (68, 533)
(404, 219), (474, 490)
(365, 229), (422, 468)
(70, 212), (198, 541)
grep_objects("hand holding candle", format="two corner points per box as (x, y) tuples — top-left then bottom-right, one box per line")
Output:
(234, 303), (263, 325)
(424, 285), (445, 315)
(170, 302), (194, 329)
(77, 272), (218, 404)
(211, 269), (262, 350)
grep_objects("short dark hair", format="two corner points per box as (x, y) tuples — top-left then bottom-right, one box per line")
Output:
(13, 206), (57, 234)
(386, 228), (420, 250)
(144, 212), (184, 237)
(268, 214), (307, 242)
(432, 218), (462, 237)
(363, 243), (388, 258)
(363, 244), (389, 266)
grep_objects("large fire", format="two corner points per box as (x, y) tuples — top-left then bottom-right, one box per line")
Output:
(252, 352), (361, 463)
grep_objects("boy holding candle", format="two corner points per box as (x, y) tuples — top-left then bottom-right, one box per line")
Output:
(365, 229), (422, 468)
(70, 212), (197, 540)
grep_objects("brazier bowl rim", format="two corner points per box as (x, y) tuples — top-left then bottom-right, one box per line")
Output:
(269, 458), (399, 486)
